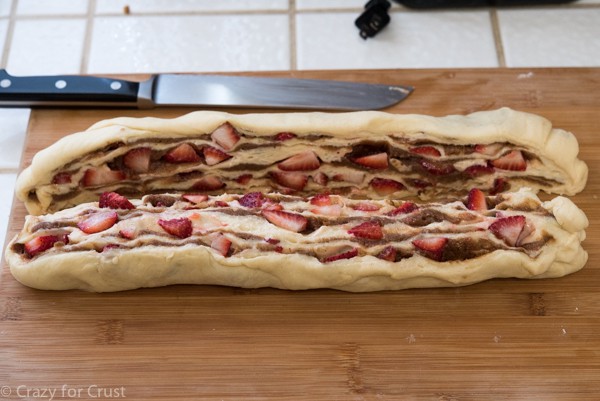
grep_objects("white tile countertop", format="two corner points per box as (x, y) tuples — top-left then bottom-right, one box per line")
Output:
(1, 0), (599, 251)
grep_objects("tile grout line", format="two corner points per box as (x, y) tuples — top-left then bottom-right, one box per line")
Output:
(489, 9), (506, 68)
(79, 0), (96, 74)
(0, 0), (18, 69)
(289, 0), (297, 71)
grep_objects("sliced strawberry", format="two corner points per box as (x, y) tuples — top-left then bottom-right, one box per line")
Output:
(310, 204), (342, 217)
(271, 172), (308, 191)
(409, 179), (432, 189)
(489, 215), (525, 247)
(274, 132), (297, 141)
(265, 238), (280, 245)
(213, 201), (229, 207)
(278, 151), (320, 171)
(211, 234), (232, 256)
(491, 150), (527, 171)
(377, 245), (397, 262)
(351, 152), (389, 170)
(119, 225), (137, 240)
(203, 146), (232, 166)
(370, 178), (405, 195)
(464, 164), (495, 176)
(466, 188), (487, 211)
(419, 159), (456, 176)
(81, 167), (126, 187)
(410, 146), (441, 157)
(123, 147), (152, 173)
(490, 178), (508, 195)
(52, 172), (72, 184)
(211, 122), (240, 150)
(262, 210), (307, 232)
(238, 192), (266, 208)
(310, 193), (332, 206)
(348, 220), (383, 240)
(182, 194), (209, 204)
(163, 143), (200, 163)
(332, 171), (365, 184)
(351, 202), (381, 212)
(24, 235), (60, 257)
(99, 192), (135, 210)
(387, 202), (418, 216)
(157, 217), (193, 239)
(313, 172), (328, 186)
(263, 201), (284, 211)
(322, 248), (358, 263)
(412, 237), (448, 261)
(235, 174), (253, 185)
(77, 211), (118, 234)
(475, 143), (503, 156)
(193, 176), (225, 191)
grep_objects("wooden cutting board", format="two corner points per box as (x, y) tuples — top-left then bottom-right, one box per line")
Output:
(1, 68), (599, 400)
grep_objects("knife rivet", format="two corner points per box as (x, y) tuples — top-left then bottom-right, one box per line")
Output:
(110, 81), (122, 90)
(0, 79), (10, 88)
(55, 80), (67, 89)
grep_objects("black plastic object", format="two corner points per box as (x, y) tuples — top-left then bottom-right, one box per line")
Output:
(355, 0), (392, 39)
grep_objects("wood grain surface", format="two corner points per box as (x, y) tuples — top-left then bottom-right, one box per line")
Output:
(1, 68), (599, 400)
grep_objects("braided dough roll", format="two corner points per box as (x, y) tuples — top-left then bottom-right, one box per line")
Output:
(5, 188), (588, 292)
(16, 108), (588, 215)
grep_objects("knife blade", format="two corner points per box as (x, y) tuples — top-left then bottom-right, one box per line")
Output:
(0, 69), (413, 110)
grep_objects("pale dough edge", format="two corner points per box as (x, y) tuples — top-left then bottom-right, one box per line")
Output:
(16, 108), (589, 215)
(5, 195), (588, 293)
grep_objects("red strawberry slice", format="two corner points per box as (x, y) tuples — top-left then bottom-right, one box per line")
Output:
(463, 164), (495, 177)
(348, 220), (383, 240)
(24, 235), (60, 257)
(81, 167), (126, 187)
(52, 172), (72, 184)
(412, 237), (448, 261)
(370, 178), (405, 195)
(322, 248), (358, 263)
(489, 215), (525, 247)
(163, 143), (200, 163)
(99, 192), (135, 210)
(211, 122), (240, 150)
(262, 210), (307, 232)
(238, 192), (266, 208)
(313, 172), (328, 186)
(193, 176), (225, 191)
(310, 193), (332, 206)
(387, 201), (418, 216)
(157, 217), (193, 239)
(491, 150), (527, 171)
(278, 151), (320, 171)
(490, 178), (508, 195)
(474, 143), (503, 156)
(419, 159), (456, 175)
(211, 234), (232, 256)
(377, 245), (397, 262)
(235, 174), (253, 185)
(263, 201), (284, 211)
(203, 146), (232, 166)
(213, 201), (229, 207)
(77, 211), (118, 234)
(351, 152), (389, 169)
(123, 147), (152, 173)
(332, 171), (365, 184)
(351, 202), (381, 212)
(466, 188), (487, 211)
(410, 146), (441, 157)
(275, 132), (297, 141)
(310, 204), (342, 217)
(182, 194), (209, 204)
(119, 226), (136, 240)
(271, 172), (308, 191)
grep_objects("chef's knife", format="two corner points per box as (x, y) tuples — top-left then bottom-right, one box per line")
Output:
(0, 69), (413, 110)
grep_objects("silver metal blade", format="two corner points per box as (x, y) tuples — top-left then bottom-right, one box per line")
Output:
(140, 74), (413, 110)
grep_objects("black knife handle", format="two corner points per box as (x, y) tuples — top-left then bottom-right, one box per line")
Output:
(0, 69), (142, 107)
